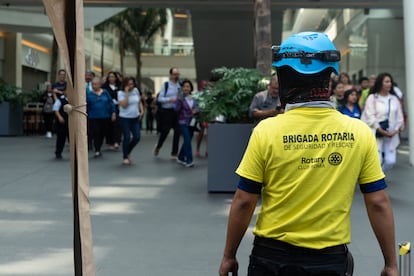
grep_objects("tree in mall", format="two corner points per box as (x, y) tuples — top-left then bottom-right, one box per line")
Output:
(121, 7), (167, 88)
(95, 20), (111, 77)
(107, 10), (131, 76)
(94, 7), (167, 85)
(254, 0), (272, 76)
(95, 9), (130, 76)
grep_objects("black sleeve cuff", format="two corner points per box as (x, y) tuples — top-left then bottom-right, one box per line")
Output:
(237, 176), (262, 194)
(359, 178), (387, 193)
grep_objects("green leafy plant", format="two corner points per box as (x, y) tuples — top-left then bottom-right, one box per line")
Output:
(194, 67), (267, 123)
(0, 83), (41, 105)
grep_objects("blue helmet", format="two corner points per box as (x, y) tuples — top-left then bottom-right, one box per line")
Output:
(272, 32), (340, 75)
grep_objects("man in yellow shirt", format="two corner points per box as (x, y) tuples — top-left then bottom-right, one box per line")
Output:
(358, 74), (376, 111)
(219, 32), (397, 276)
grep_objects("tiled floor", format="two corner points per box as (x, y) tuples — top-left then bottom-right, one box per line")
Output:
(0, 134), (412, 275)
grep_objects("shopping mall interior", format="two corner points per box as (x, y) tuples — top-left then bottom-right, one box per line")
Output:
(0, 0), (405, 93)
(1, 0), (413, 154)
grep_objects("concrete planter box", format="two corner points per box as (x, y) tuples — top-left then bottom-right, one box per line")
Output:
(208, 123), (254, 192)
(0, 102), (23, 136)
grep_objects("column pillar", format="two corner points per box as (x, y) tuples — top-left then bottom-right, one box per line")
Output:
(3, 32), (22, 87)
(89, 27), (94, 71)
(191, 9), (255, 83)
(403, 0), (414, 165)
(191, 8), (283, 83)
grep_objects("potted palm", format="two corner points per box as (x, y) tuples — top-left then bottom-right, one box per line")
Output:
(0, 82), (40, 136)
(194, 67), (267, 192)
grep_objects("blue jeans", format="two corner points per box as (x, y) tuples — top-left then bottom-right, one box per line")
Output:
(178, 124), (193, 164)
(119, 117), (141, 159)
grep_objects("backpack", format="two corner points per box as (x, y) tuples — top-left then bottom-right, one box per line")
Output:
(43, 96), (54, 113)
(155, 81), (169, 109)
(155, 82), (169, 133)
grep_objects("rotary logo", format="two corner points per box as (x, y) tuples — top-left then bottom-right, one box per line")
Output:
(328, 152), (343, 166)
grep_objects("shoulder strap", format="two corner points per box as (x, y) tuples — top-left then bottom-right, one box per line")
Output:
(164, 81), (169, 97)
(387, 98), (391, 118)
(374, 95), (392, 119)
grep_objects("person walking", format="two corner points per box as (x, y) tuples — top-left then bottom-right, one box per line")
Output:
(219, 32), (397, 276)
(85, 69), (95, 93)
(102, 71), (122, 150)
(175, 79), (198, 168)
(339, 88), (361, 119)
(53, 88), (69, 159)
(330, 81), (345, 110)
(86, 77), (116, 158)
(145, 91), (155, 133)
(52, 69), (67, 99)
(118, 77), (144, 165)
(153, 67), (181, 159)
(361, 72), (404, 172)
(359, 74), (376, 111)
(41, 82), (55, 138)
(194, 80), (209, 158)
(338, 71), (353, 91)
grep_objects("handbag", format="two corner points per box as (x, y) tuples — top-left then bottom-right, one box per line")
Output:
(189, 117), (201, 132)
(376, 119), (389, 137)
(375, 98), (391, 137)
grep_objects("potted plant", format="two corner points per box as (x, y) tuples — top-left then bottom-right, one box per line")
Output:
(0, 82), (40, 136)
(194, 67), (267, 192)
(195, 67), (266, 123)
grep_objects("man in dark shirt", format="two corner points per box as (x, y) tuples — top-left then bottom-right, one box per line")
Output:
(52, 69), (67, 99)
(249, 75), (283, 121)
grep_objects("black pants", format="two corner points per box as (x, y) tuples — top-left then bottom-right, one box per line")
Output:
(89, 118), (110, 152)
(43, 113), (54, 132)
(55, 120), (69, 156)
(248, 237), (353, 276)
(146, 108), (154, 132)
(156, 108), (180, 155)
(106, 115), (122, 145)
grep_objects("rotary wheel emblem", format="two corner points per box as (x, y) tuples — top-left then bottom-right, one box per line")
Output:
(328, 152), (342, 166)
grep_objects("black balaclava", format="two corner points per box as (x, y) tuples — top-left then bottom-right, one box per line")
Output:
(277, 66), (333, 107)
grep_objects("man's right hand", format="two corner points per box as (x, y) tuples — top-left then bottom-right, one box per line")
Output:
(219, 256), (238, 276)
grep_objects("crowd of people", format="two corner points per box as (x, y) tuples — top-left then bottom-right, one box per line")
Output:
(329, 72), (405, 172)
(42, 63), (406, 172)
(42, 67), (207, 167)
(249, 69), (406, 173)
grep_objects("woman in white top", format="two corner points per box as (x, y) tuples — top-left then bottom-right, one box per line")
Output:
(361, 72), (404, 171)
(117, 77), (144, 165)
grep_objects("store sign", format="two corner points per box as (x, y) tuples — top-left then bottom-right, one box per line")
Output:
(25, 48), (40, 67)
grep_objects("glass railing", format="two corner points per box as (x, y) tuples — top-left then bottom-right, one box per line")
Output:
(86, 30), (194, 57)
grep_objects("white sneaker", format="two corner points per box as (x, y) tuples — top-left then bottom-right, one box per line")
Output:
(46, 132), (52, 138)
(176, 159), (186, 166)
(185, 162), (194, 168)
